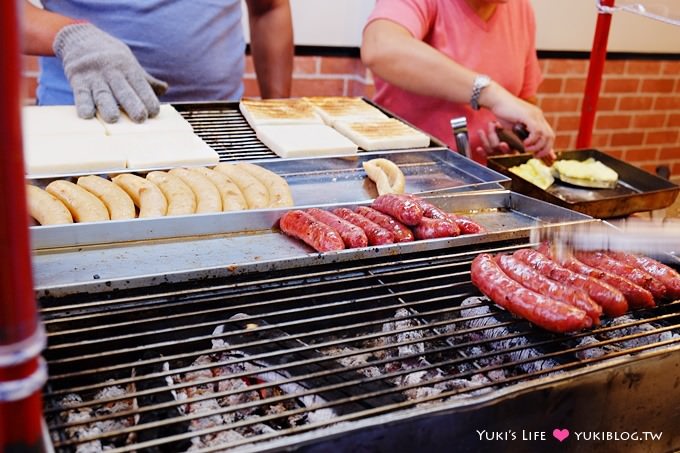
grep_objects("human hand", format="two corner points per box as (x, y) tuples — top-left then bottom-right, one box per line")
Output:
(475, 121), (512, 158)
(484, 84), (556, 164)
(53, 23), (168, 123)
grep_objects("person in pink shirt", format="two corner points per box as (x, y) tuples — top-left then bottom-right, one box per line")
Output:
(362, 0), (556, 164)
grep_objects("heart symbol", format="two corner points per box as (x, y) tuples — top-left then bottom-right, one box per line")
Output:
(553, 428), (570, 442)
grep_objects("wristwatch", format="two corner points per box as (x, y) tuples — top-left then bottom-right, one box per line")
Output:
(470, 74), (491, 111)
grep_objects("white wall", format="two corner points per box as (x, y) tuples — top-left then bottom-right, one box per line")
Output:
(244, 0), (680, 54)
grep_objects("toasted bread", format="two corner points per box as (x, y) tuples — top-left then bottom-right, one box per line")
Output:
(256, 124), (358, 158)
(239, 98), (323, 129)
(334, 118), (430, 151)
(303, 96), (388, 125)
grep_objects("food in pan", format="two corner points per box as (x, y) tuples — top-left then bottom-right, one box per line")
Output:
(303, 96), (389, 125)
(355, 206), (414, 243)
(213, 163), (270, 209)
(119, 133), (219, 170)
(334, 118), (430, 151)
(448, 214), (485, 234)
(362, 158), (406, 196)
(112, 173), (168, 218)
(76, 175), (136, 220)
(372, 194), (423, 226)
(236, 162), (294, 208)
(471, 253), (592, 333)
(22, 105), (106, 136)
(26, 184), (73, 225)
(279, 195), (483, 252)
(306, 208), (368, 248)
(508, 158), (554, 190)
(279, 210), (345, 252)
(45, 180), (110, 223)
(255, 124), (359, 158)
(190, 167), (248, 212)
(168, 168), (222, 213)
(145, 171), (197, 216)
(472, 246), (679, 333)
(332, 207), (395, 246)
(412, 217), (460, 240)
(550, 158), (618, 188)
(239, 98), (324, 129)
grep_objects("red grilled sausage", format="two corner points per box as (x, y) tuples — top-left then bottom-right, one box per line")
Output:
(279, 210), (345, 253)
(354, 206), (414, 243)
(607, 251), (680, 300)
(331, 207), (395, 246)
(563, 257), (655, 309)
(574, 251), (667, 300)
(470, 253), (591, 333)
(306, 208), (368, 249)
(513, 248), (628, 317)
(413, 217), (460, 240)
(449, 214), (486, 235)
(495, 254), (600, 325)
(371, 194), (423, 226)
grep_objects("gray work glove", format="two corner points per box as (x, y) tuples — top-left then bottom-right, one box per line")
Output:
(53, 23), (169, 123)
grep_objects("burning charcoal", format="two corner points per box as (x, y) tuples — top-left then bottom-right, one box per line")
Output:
(573, 336), (619, 360)
(133, 354), (193, 452)
(600, 316), (679, 350)
(58, 394), (104, 453)
(459, 297), (560, 377)
(379, 309), (426, 359)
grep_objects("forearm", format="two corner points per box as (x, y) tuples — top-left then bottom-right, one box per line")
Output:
(247, 0), (293, 98)
(362, 20), (495, 105)
(22, 1), (78, 55)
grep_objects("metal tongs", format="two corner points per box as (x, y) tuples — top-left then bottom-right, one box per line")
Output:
(531, 220), (680, 262)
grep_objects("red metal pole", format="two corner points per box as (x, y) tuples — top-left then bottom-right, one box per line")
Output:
(577, 0), (615, 148)
(0, 0), (46, 451)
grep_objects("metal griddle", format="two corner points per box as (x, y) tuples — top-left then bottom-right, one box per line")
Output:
(488, 149), (680, 218)
(31, 191), (594, 298)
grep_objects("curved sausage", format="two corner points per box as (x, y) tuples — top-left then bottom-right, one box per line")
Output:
(371, 194), (423, 226)
(513, 248), (628, 317)
(306, 208), (368, 249)
(354, 206), (414, 242)
(279, 210), (345, 253)
(470, 253), (591, 333)
(607, 251), (680, 300)
(495, 254), (600, 325)
(331, 207), (394, 246)
(413, 217), (460, 240)
(563, 257), (655, 309)
(574, 251), (667, 300)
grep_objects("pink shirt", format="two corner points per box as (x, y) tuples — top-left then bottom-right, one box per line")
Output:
(366, 0), (542, 163)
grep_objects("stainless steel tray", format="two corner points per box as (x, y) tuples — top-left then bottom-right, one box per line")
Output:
(32, 190), (596, 298)
(488, 149), (680, 218)
(28, 149), (509, 249)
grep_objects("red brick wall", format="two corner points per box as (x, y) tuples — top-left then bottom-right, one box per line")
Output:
(23, 54), (680, 175)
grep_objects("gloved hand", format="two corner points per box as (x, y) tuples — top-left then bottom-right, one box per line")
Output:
(53, 23), (168, 123)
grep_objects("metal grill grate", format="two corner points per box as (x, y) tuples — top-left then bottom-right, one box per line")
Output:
(40, 243), (680, 452)
(174, 103), (277, 162)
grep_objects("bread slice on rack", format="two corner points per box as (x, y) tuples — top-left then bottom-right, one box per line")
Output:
(255, 124), (358, 158)
(239, 98), (323, 130)
(333, 118), (430, 151)
(303, 96), (388, 126)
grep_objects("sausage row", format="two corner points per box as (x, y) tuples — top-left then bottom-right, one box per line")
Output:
(279, 193), (486, 253)
(27, 163), (293, 225)
(471, 247), (680, 333)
